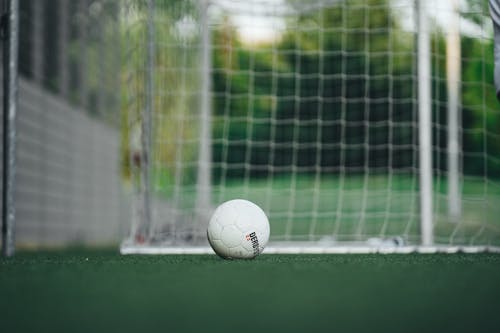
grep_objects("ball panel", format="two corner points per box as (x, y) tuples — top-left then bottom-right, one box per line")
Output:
(214, 201), (238, 227)
(235, 211), (254, 233)
(207, 218), (222, 240)
(255, 223), (270, 249)
(220, 225), (243, 248)
(207, 238), (232, 259)
(228, 244), (255, 259)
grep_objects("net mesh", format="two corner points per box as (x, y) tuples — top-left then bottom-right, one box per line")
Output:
(123, 0), (500, 249)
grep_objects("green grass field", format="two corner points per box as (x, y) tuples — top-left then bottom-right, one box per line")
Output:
(2, 250), (500, 333)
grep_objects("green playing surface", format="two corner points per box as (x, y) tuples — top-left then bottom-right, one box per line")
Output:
(1, 251), (500, 333)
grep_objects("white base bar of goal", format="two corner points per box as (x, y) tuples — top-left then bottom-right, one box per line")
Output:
(120, 244), (500, 255)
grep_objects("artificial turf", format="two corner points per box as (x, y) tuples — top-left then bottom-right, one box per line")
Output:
(1, 251), (500, 333)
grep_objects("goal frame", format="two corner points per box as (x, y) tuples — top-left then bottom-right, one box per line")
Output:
(121, 0), (499, 255)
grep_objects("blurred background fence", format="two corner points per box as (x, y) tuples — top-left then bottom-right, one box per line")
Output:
(1, 0), (128, 248)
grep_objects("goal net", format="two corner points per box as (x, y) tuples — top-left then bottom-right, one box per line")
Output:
(121, 0), (500, 254)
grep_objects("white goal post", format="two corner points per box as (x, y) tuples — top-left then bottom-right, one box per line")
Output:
(121, 0), (500, 254)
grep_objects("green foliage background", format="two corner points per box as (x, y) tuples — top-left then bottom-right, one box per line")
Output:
(211, 0), (417, 181)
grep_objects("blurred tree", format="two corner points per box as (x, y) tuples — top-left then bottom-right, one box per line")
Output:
(211, 0), (499, 180)
(211, 0), (417, 180)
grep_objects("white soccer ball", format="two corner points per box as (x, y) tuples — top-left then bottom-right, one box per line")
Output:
(207, 199), (270, 259)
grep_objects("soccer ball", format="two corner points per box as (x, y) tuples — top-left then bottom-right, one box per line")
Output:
(207, 199), (270, 259)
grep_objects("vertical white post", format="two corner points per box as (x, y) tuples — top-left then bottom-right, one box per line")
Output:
(136, 0), (154, 241)
(2, 0), (19, 257)
(447, 0), (461, 222)
(195, 0), (212, 231)
(417, 0), (433, 246)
